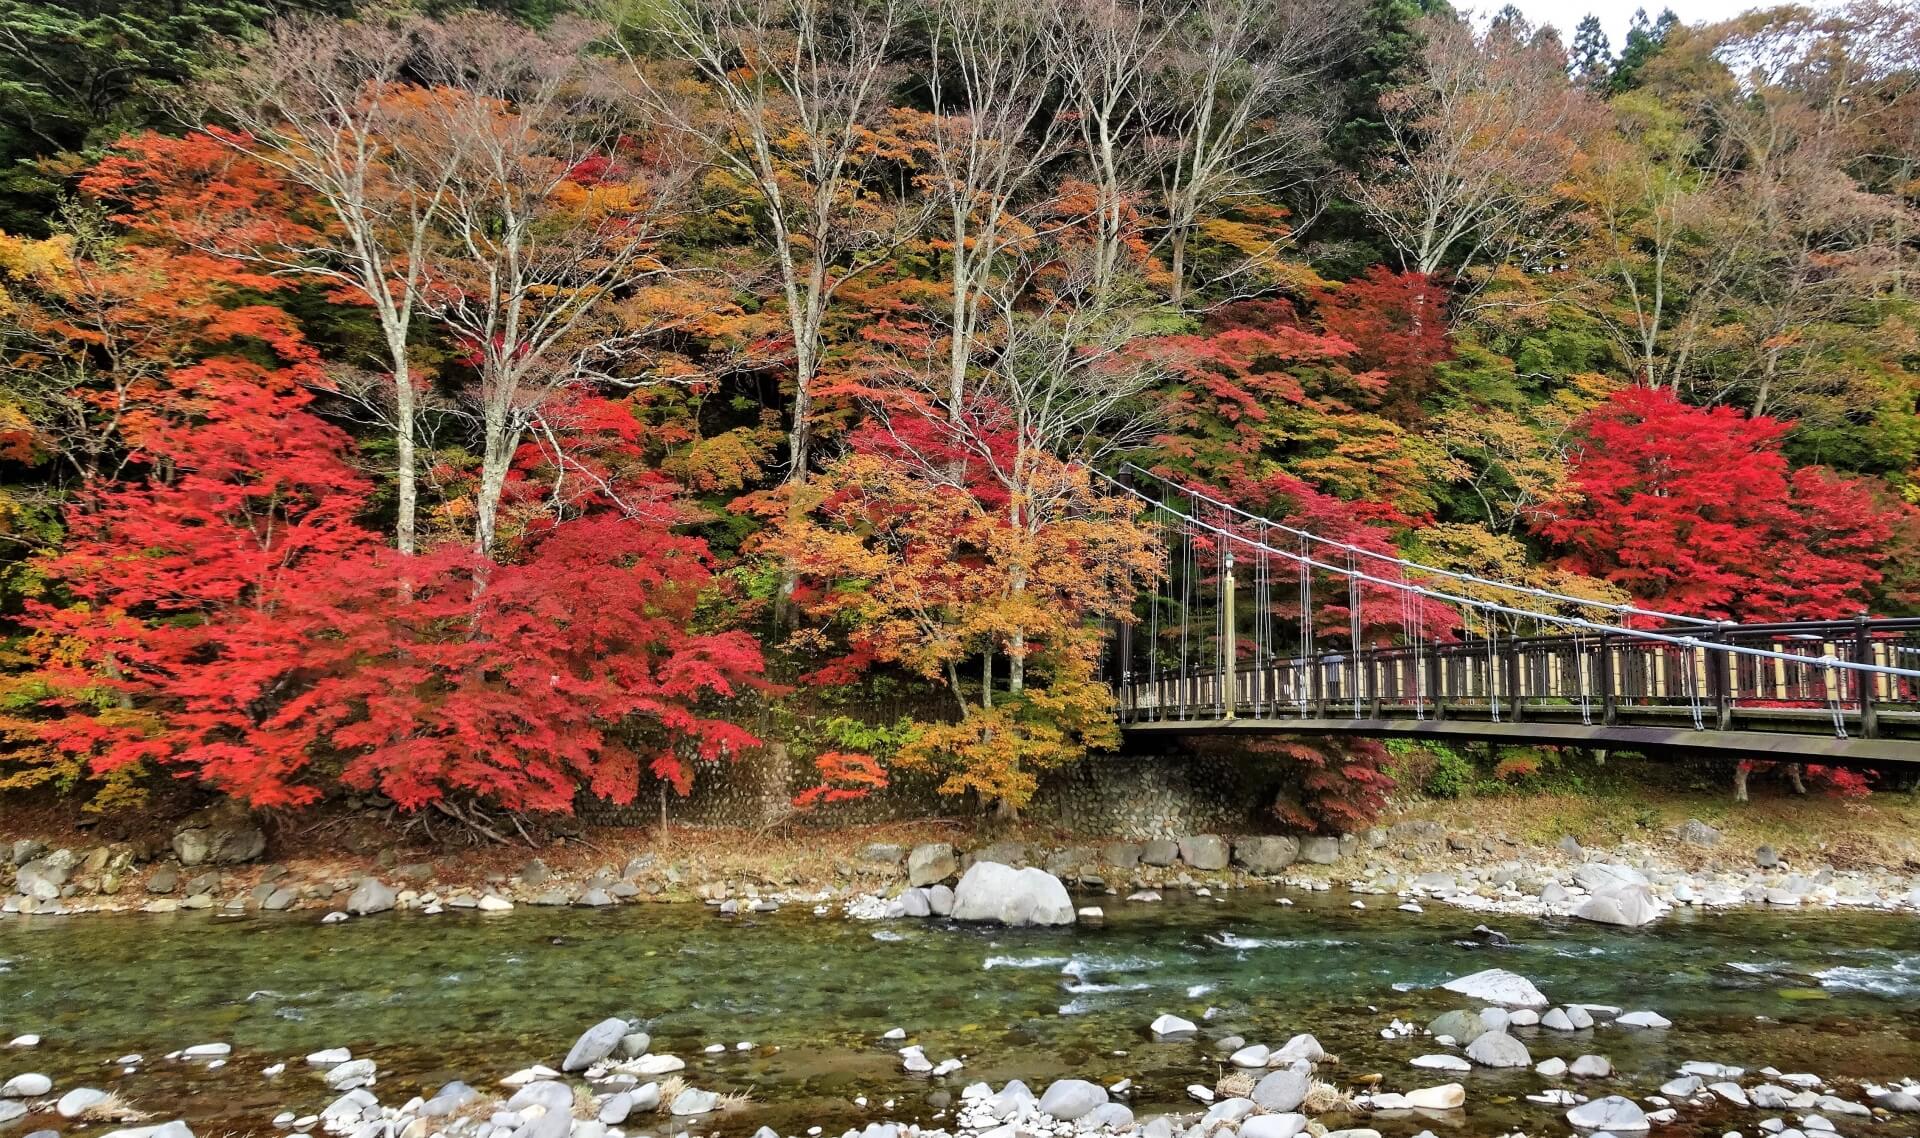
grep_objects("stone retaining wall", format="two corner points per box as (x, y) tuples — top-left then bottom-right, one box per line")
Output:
(577, 748), (1278, 838)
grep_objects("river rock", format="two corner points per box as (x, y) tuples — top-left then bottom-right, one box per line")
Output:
(508, 1080), (574, 1114)
(420, 1082), (479, 1117)
(951, 862), (1074, 927)
(1661, 1076), (1702, 1096)
(670, 1087), (719, 1116)
(1405, 1084), (1465, 1110)
(908, 844), (958, 887)
(1441, 968), (1548, 1008)
(56, 1088), (109, 1118)
(1536, 1058), (1568, 1077)
(1252, 1062), (1313, 1112)
(0, 1103), (24, 1126)
(1080, 1102), (1134, 1131)
(899, 888), (932, 917)
(1299, 836), (1342, 864)
(1149, 1014), (1197, 1039)
(1567, 1096), (1649, 1131)
(1141, 839), (1179, 867)
(1427, 1010), (1487, 1044)
(598, 1093), (634, 1125)
(630, 1054), (684, 1075)
(1178, 835), (1229, 871)
(1233, 836), (1300, 875)
(1708, 1082), (1749, 1105)
(1239, 1115), (1307, 1138)
(564, 1018), (631, 1071)
(345, 878), (394, 916)
(1273, 1034), (1325, 1063)
(617, 1032), (651, 1059)
(1569, 1055), (1612, 1078)
(1411, 1055), (1470, 1072)
(1674, 819), (1721, 847)
(1755, 845), (1780, 868)
(929, 884), (955, 916)
(1464, 1030), (1530, 1068)
(1574, 863), (1649, 892)
(1037, 1079), (1107, 1120)
(1573, 885), (1662, 928)
(1617, 1011), (1672, 1029)
(2, 1074), (50, 1097)
(324, 1059), (375, 1090)
(171, 810), (265, 867)
(1230, 1044), (1270, 1068)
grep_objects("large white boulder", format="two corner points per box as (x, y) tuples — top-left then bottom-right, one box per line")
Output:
(951, 862), (1075, 927)
(1440, 968), (1549, 1008)
(1573, 885), (1664, 928)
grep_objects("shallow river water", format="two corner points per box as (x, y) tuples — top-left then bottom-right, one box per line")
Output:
(2, 891), (1917, 1136)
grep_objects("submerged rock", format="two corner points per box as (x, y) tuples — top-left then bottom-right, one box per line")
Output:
(1441, 968), (1548, 1008)
(1567, 1095), (1649, 1131)
(1464, 1030), (1531, 1069)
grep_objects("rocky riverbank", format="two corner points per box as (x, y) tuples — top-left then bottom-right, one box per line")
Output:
(5, 961), (1920, 1138)
(6, 806), (1920, 926)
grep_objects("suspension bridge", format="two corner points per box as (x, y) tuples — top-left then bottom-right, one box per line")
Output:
(1098, 465), (1920, 764)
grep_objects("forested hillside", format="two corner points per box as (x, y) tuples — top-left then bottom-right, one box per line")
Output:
(0, 0), (1916, 829)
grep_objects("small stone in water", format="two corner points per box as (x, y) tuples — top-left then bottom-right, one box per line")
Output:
(704, 1044), (727, 1054)
(262, 1063), (285, 1077)
(736, 1042), (753, 1051)
(6, 1036), (39, 1049)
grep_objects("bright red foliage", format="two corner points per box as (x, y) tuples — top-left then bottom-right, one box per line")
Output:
(288, 516), (765, 811)
(1310, 268), (1451, 424)
(1535, 386), (1909, 622)
(32, 352), (377, 807)
(793, 751), (890, 808)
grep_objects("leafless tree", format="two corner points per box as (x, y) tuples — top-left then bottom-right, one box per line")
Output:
(408, 14), (689, 558)
(1145, 0), (1350, 305)
(195, 13), (457, 556)
(1350, 13), (1595, 285)
(617, 0), (912, 489)
(923, 0), (1075, 411)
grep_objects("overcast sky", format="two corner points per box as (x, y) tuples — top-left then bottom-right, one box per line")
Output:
(1485, 0), (1809, 47)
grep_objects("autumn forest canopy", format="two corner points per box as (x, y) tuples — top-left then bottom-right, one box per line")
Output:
(0, 0), (1917, 828)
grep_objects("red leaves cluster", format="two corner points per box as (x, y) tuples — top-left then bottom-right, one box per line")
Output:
(1535, 386), (1912, 622)
(32, 309), (762, 813)
(794, 751), (889, 809)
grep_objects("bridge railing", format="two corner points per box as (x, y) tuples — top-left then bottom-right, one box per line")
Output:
(1114, 616), (1920, 740)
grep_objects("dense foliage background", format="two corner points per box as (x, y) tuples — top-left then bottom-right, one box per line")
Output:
(0, 0), (1915, 827)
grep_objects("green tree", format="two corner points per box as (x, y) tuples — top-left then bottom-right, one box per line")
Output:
(1569, 14), (1612, 90)
(1610, 7), (1677, 94)
(0, 0), (373, 233)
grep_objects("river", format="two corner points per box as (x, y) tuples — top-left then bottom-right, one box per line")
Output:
(1, 891), (1917, 1136)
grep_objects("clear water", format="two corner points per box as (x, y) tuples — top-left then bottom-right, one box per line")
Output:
(1, 892), (1917, 1136)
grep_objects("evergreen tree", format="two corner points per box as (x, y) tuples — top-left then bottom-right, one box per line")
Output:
(1569, 14), (1613, 89)
(1611, 7), (1678, 94)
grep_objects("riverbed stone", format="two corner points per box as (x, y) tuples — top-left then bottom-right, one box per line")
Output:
(1150, 1014), (1197, 1039)
(1405, 1084), (1465, 1110)
(1756, 845), (1781, 868)
(1102, 842), (1142, 868)
(171, 811), (265, 867)
(1427, 1010), (1488, 1044)
(56, 1088), (109, 1118)
(1037, 1079), (1107, 1120)
(929, 884), (955, 916)
(1252, 1063), (1313, 1112)
(1569, 1055), (1612, 1078)
(324, 1059), (376, 1090)
(1141, 839), (1179, 867)
(1574, 885), (1662, 928)
(1568, 1096), (1649, 1131)
(1273, 1034), (1325, 1063)
(0, 1103), (24, 1126)
(1617, 1011), (1672, 1029)
(671, 1088), (718, 1116)
(1411, 1055), (1470, 1073)
(1229, 1044), (1271, 1068)
(907, 844), (958, 887)
(1178, 835), (1229, 871)
(1442, 968), (1549, 1008)
(2, 1074), (50, 1097)
(345, 878), (394, 916)
(1233, 836), (1300, 875)
(898, 888), (932, 917)
(564, 1018), (631, 1072)
(1464, 1030), (1531, 1068)
(1239, 1116), (1306, 1138)
(951, 862), (1074, 927)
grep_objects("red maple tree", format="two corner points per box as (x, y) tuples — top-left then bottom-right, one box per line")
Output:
(1534, 385), (1909, 623)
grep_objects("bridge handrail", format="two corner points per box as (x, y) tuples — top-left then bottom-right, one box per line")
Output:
(1114, 462), (1720, 629)
(1100, 474), (1920, 683)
